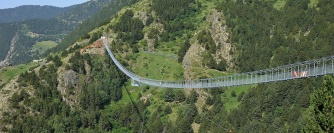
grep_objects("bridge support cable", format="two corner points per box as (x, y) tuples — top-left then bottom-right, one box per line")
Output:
(124, 86), (150, 133)
(102, 37), (334, 89)
(332, 59), (334, 74)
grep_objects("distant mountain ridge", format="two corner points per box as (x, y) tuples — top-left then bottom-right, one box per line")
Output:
(56, 0), (111, 23)
(0, 5), (72, 23)
(0, 0), (119, 65)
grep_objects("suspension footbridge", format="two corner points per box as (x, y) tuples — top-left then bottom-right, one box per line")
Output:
(102, 37), (334, 89)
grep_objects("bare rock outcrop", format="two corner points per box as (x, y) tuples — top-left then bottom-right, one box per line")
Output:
(207, 10), (235, 69)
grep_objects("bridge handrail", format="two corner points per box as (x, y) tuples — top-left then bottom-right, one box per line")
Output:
(102, 37), (334, 88)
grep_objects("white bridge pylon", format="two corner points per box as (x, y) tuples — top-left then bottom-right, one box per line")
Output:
(102, 37), (334, 89)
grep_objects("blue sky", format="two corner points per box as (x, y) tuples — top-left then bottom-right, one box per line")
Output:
(0, 0), (90, 9)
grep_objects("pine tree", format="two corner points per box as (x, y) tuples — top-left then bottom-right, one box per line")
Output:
(303, 76), (334, 132)
(53, 55), (62, 67)
(186, 90), (199, 104)
(165, 89), (175, 102)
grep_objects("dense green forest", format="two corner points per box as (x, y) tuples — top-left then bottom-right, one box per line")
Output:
(217, 0), (334, 72)
(113, 9), (144, 45)
(3, 51), (127, 132)
(152, 0), (197, 42)
(209, 0), (334, 132)
(1, 0), (334, 132)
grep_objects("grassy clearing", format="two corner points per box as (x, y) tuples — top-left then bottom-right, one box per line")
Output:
(31, 41), (58, 54)
(194, 0), (217, 28)
(111, 82), (140, 106)
(157, 38), (183, 55)
(187, 67), (234, 80)
(132, 52), (184, 80)
(207, 69), (234, 77)
(273, 0), (286, 10)
(274, 0), (318, 11)
(146, 88), (166, 112)
(222, 85), (252, 112)
(274, 0), (319, 10)
(0, 63), (37, 89)
(169, 103), (185, 124)
(309, 0), (318, 8)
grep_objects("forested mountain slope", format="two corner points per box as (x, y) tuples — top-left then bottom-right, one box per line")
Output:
(217, 0), (334, 72)
(0, 0), (333, 132)
(0, 0), (124, 66)
(51, 0), (139, 54)
(0, 5), (71, 23)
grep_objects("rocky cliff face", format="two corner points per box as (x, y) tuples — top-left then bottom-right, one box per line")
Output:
(0, 33), (18, 66)
(207, 10), (235, 69)
(183, 9), (236, 81)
